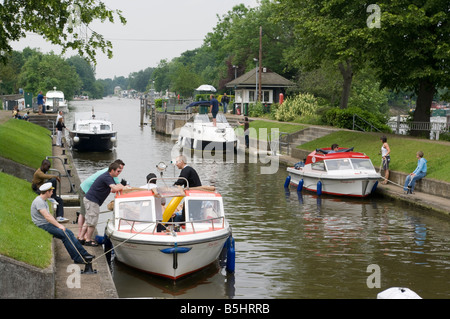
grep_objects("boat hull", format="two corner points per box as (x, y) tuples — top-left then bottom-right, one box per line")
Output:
(179, 136), (237, 152)
(287, 167), (379, 197)
(106, 225), (230, 280)
(69, 132), (117, 152)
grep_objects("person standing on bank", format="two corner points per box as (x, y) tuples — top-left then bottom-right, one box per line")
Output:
(83, 162), (125, 246)
(380, 136), (391, 184)
(31, 182), (94, 264)
(404, 151), (427, 194)
(37, 91), (45, 115)
(56, 117), (65, 147)
(77, 159), (125, 243)
(174, 155), (202, 188)
(221, 93), (229, 114)
(210, 94), (219, 127)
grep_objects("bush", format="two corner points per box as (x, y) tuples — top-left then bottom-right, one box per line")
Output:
(322, 106), (391, 132)
(274, 93), (319, 122)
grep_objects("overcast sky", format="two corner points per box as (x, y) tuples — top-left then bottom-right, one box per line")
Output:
(11, 0), (259, 79)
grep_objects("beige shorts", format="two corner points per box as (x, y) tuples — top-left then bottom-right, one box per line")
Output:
(83, 197), (99, 227)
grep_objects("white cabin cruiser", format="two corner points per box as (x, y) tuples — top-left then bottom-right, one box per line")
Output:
(176, 113), (238, 152)
(105, 183), (232, 280)
(68, 111), (117, 152)
(286, 147), (381, 197)
(45, 87), (67, 112)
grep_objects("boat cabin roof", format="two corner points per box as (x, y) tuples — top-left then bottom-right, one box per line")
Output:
(305, 147), (369, 165)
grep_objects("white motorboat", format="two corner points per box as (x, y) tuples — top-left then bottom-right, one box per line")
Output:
(176, 102), (238, 151)
(105, 183), (233, 280)
(45, 87), (67, 112)
(286, 147), (381, 197)
(68, 110), (117, 152)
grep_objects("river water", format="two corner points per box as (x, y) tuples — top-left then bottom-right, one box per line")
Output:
(66, 97), (450, 299)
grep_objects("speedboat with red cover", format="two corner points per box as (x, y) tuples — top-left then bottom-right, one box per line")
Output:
(286, 147), (381, 197)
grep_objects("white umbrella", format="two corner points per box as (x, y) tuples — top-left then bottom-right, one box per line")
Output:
(195, 84), (216, 92)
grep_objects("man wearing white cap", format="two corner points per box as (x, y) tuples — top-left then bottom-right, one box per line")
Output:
(31, 182), (94, 264)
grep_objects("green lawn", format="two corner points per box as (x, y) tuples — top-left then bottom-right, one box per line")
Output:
(0, 118), (52, 168)
(236, 119), (305, 139)
(0, 119), (53, 268)
(0, 172), (53, 268)
(298, 130), (450, 182)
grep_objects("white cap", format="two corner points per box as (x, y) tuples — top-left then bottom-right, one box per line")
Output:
(39, 182), (54, 192)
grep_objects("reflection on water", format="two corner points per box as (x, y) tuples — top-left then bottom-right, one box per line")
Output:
(69, 98), (450, 299)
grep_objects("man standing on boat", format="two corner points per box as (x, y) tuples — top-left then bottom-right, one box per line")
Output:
(174, 155), (202, 188)
(210, 94), (219, 127)
(83, 162), (125, 246)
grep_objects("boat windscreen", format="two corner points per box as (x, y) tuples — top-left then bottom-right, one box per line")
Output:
(187, 199), (222, 222)
(324, 159), (353, 171)
(350, 158), (374, 170)
(118, 200), (154, 221)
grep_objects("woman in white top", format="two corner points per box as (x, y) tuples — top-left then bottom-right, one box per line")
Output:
(380, 136), (391, 184)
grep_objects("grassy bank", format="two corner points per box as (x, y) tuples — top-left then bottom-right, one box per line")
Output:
(0, 172), (53, 268)
(298, 130), (450, 182)
(0, 118), (52, 168)
(0, 118), (53, 268)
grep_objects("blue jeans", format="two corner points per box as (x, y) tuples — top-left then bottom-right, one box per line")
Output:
(39, 223), (90, 263)
(223, 102), (228, 114)
(404, 172), (426, 192)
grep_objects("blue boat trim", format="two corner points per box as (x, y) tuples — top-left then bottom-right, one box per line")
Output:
(160, 247), (192, 254)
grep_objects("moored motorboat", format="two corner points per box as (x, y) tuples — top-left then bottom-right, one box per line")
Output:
(68, 110), (117, 152)
(286, 147), (381, 197)
(176, 101), (238, 152)
(45, 87), (67, 112)
(105, 182), (233, 280)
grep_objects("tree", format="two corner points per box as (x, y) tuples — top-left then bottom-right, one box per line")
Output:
(18, 51), (81, 99)
(276, 0), (371, 109)
(0, 0), (126, 64)
(67, 55), (99, 98)
(367, 1), (450, 136)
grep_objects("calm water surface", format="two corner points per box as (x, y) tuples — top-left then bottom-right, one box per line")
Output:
(67, 98), (450, 299)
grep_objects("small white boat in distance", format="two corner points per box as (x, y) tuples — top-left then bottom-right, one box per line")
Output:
(176, 112), (238, 152)
(45, 87), (67, 112)
(286, 147), (381, 197)
(68, 110), (117, 152)
(105, 181), (232, 280)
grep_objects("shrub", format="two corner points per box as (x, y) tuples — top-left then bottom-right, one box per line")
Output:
(274, 93), (319, 122)
(322, 106), (391, 132)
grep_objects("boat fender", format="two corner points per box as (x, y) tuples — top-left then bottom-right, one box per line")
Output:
(371, 181), (378, 194)
(297, 179), (303, 192)
(73, 136), (80, 143)
(317, 181), (322, 196)
(163, 196), (183, 223)
(110, 136), (117, 146)
(284, 176), (291, 188)
(226, 236), (235, 273)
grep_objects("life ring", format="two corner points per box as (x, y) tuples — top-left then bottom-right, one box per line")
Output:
(162, 197), (183, 222)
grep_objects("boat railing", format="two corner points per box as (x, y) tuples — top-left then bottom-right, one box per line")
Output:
(116, 216), (226, 234)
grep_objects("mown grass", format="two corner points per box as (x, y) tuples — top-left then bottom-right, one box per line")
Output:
(235, 119), (305, 139)
(0, 118), (52, 168)
(0, 119), (54, 268)
(0, 172), (53, 268)
(298, 130), (450, 182)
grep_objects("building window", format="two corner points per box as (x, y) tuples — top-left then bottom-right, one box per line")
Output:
(249, 90), (256, 102)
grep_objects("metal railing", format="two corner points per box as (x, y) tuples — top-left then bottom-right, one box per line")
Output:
(352, 114), (382, 133)
(117, 216), (226, 234)
(46, 156), (76, 193)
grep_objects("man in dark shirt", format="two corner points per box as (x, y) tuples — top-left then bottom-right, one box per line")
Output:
(83, 162), (125, 245)
(174, 155), (202, 188)
(209, 94), (219, 127)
